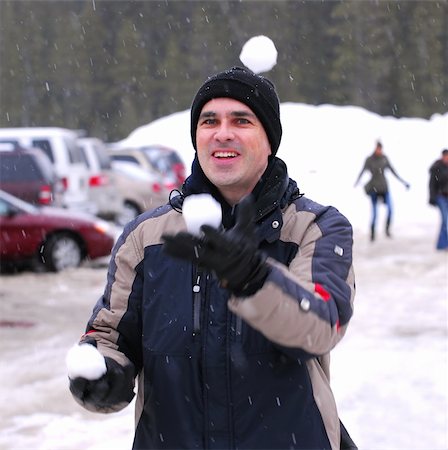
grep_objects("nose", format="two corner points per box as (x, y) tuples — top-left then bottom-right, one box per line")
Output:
(214, 121), (234, 142)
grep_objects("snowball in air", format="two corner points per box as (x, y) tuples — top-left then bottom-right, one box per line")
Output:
(239, 35), (278, 74)
(66, 343), (107, 380)
(182, 194), (222, 236)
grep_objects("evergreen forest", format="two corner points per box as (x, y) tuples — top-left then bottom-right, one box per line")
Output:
(0, 0), (447, 142)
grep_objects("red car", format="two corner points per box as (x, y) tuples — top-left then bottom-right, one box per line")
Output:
(0, 190), (115, 272)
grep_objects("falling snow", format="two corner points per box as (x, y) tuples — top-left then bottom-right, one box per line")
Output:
(0, 101), (446, 450)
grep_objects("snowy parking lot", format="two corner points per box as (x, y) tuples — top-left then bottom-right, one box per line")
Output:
(0, 222), (447, 450)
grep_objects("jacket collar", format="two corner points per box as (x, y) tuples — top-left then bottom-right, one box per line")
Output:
(179, 155), (299, 238)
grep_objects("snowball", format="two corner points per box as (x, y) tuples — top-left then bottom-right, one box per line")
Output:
(182, 194), (222, 236)
(239, 35), (278, 74)
(66, 343), (107, 380)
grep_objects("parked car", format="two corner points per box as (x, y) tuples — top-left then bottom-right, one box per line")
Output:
(0, 145), (64, 207)
(111, 161), (169, 225)
(78, 137), (123, 221)
(0, 190), (115, 272)
(0, 127), (95, 214)
(107, 145), (186, 190)
(140, 145), (186, 189)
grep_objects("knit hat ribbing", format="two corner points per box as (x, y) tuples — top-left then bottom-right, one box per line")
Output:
(190, 67), (282, 155)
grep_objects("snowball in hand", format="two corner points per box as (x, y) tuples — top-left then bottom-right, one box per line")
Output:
(66, 343), (107, 380)
(182, 194), (222, 236)
(239, 35), (278, 74)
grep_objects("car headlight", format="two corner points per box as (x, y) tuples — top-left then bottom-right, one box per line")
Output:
(94, 220), (113, 236)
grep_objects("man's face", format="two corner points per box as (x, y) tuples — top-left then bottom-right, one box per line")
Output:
(195, 98), (272, 204)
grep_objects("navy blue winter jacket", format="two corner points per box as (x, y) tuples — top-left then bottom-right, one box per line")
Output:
(79, 156), (355, 450)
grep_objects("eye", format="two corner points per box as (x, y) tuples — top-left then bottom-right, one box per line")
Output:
(200, 118), (216, 126)
(236, 118), (250, 125)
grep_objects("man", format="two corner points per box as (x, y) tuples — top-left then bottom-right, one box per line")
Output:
(68, 67), (356, 450)
(429, 149), (448, 250)
(354, 141), (409, 241)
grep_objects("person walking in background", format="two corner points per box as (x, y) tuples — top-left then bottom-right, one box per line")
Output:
(355, 140), (410, 241)
(67, 67), (357, 449)
(429, 149), (448, 251)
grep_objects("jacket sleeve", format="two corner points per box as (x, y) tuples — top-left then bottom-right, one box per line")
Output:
(78, 223), (145, 411)
(228, 205), (355, 358)
(428, 163), (439, 204)
(354, 160), (367, 186)
(386, 156), (408, 185)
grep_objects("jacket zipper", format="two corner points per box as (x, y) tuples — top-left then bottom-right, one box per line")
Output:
(235, 315), (243, 342)
(192, 267), (202, 339)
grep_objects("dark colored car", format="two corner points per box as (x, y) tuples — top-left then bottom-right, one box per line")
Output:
(0, 145), (63, 207)
(0, 190), (115, 272)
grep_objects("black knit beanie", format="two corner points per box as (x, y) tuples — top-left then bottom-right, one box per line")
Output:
(190, 66), (282, 155)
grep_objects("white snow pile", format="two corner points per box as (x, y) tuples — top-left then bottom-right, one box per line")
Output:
(65, 343), (107, 380)
(117, 105), (447, 234)
(239, 35), (278, 74)
(182, 193), (222, 236)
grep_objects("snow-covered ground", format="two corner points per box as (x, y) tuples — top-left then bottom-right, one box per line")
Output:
(0, 102), (447, 450)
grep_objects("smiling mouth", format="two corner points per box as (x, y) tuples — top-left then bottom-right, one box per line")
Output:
(213, 151), (238, 158)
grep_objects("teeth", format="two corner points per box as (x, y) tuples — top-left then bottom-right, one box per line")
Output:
(214, 151), (237, 158)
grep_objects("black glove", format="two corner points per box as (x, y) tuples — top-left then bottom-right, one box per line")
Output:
(69, 347), (135, 411)
(162, 195), (270, 296)
(429, 197), (437, 206)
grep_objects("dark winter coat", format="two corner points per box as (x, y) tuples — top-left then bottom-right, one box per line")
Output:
(429, 158), (448, 204)
(357, 153), (403, 195)
(81, 156), (355, 450)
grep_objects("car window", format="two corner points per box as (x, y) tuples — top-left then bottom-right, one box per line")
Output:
(65, 137), (86, 164)
(0, 198), (10, 216)
(142, 147), (168, 172)
(32, 139), (54, 162)
(79, 146), (92, 168)
(112, 161), (153, 182)
(111, 154), (140, 165)
(33, 152), (56, 181)
(0, 190), (37, 213)
(0, 140), (19, 149)
(0, 154), (42, 181)
(94, 145), (112, 170)
(142, 147), (182, 175)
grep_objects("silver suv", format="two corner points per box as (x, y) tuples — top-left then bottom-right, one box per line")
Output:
(78, 137), (123, 221)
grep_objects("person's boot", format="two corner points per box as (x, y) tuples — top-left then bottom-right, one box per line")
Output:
(370, 225), (375, 242)
(386, 219), (391, 238)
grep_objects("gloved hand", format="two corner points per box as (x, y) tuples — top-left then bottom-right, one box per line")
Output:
(68, 340), (135, 411)
(162, 195), (270, 296)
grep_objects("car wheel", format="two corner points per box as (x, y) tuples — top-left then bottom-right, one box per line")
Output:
(42, 233), (83, 272)
(117, 201), (141, 226)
